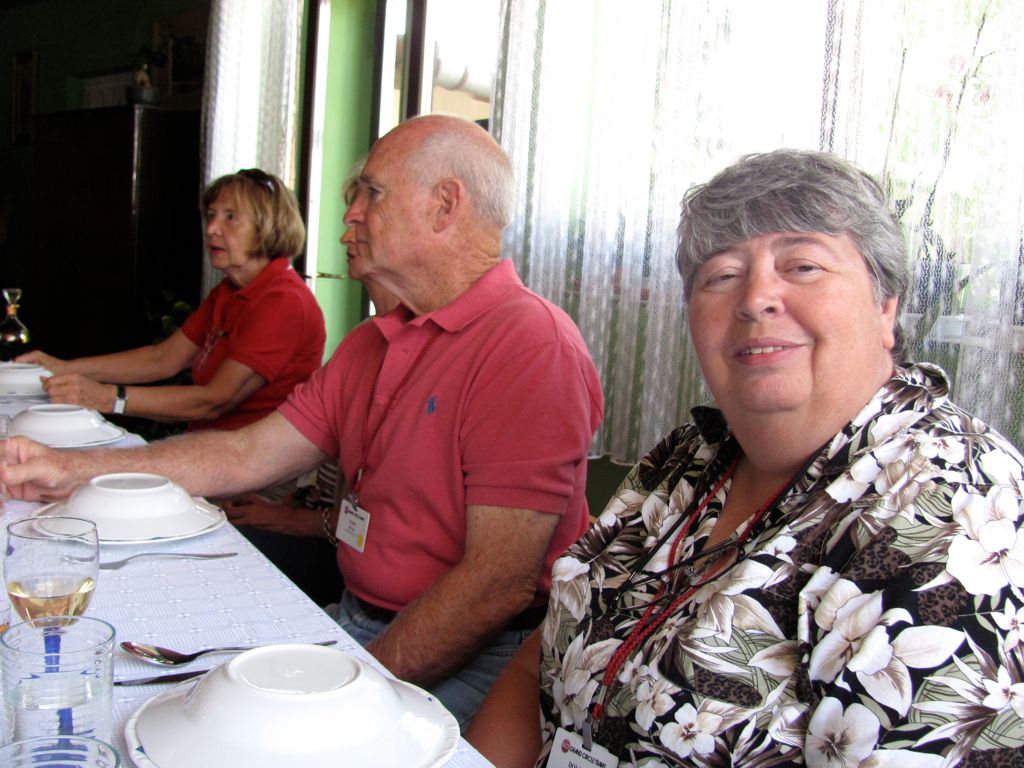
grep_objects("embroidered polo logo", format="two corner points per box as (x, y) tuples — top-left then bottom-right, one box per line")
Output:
(426, 395), (438, 415)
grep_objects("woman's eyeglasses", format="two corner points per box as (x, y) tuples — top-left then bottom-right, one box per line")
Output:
(587, 538), (744, 641)
(612, 537), (743, 606)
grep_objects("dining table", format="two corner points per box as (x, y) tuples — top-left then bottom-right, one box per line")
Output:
(0, 396), (494, 767)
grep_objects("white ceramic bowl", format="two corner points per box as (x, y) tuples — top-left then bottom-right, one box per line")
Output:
(128, 645), (459, 768)
(39, 473), (223, 542)
(11, 404), (125, 447)
(12, 404), (106, 435)
(0, 363), (51, 395)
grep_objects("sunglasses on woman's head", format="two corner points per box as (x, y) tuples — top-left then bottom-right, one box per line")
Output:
(238, 168), (275, 192)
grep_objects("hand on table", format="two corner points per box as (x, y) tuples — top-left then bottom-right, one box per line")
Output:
(1, 435), (78, 502)
(16, 350), (67, 374)
(220, 492), (323, 538)
(42, 373), (116, 412)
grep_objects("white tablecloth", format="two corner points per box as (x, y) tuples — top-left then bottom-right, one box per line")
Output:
(1, 397), (492, 766)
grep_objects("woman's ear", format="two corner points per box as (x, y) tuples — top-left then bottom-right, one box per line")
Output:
(432, 178), (464, 233)
(880, 295), (899, 352)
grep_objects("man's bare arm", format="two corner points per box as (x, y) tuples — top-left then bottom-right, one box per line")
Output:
(366, 504), (558, 687)
(2, 412), (328, 502)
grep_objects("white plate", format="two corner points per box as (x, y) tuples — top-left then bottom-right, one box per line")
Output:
(25, 423), (127, 448)
(0, 389), (47, 398)
(33, 499), (226, 546)
(123, 676), (460, 768)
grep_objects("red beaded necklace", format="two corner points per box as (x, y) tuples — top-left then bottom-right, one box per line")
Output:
(589, 458), (791, 727)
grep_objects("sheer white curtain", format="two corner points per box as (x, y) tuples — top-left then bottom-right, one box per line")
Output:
(493, 0), (1024, 463)
(199, 0), (305, 296)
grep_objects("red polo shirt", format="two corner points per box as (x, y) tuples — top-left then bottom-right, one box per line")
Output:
(279, 260), (603, 610)
(181, 258), (325, 431)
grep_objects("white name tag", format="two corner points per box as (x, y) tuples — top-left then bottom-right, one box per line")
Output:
(336, 498), (370, 552)
(545, 727), (619, 768)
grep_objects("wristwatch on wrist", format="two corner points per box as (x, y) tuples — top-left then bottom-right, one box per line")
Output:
(112, 384), (128, 415)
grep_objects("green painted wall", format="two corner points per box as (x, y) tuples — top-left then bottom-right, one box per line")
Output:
(312, 0), (378, 356)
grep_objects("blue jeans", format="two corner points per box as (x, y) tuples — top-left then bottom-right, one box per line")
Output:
(328, 590), (530, 729)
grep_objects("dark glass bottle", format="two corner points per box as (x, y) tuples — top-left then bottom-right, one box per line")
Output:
(0, 288), (30, 361)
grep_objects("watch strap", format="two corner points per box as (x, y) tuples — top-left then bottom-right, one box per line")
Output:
(112, 384), (128, 414)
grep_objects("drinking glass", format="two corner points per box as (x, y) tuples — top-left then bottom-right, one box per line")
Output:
(0, 735), (120, 767)
(1, 616), (115, 744)
(0, 414), (9, 511)
(4, 518), (99, 622)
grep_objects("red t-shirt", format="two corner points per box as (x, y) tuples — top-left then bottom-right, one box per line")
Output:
(181, 258), (325, 431)
(279, 260), (604, 610)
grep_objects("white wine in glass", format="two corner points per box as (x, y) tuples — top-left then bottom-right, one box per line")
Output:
(4, 517), (99, 622)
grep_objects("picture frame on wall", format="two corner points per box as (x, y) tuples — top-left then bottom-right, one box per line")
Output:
(11, 51), (37, 144)
(154, 9), (209, 109)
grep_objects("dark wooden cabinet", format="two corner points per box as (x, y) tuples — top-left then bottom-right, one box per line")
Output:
(22, 106), (202, 359)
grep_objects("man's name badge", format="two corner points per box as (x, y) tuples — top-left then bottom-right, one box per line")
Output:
(337, 498), (370, 552)
(545, 728), (618, 768)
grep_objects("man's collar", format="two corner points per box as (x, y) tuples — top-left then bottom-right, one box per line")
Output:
(374, 260), (520, 337)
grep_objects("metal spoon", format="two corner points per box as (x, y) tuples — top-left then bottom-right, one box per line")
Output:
(120, 638), (339, 666)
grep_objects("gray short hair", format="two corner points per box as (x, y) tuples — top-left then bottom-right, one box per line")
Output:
(677, 149), (910, 361)
(406, 125), (514, 230)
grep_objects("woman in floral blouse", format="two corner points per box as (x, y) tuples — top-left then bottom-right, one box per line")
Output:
(468, 150), (1024, 766)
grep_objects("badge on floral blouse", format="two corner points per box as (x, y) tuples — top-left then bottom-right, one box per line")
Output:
(545, 727), (619, 768)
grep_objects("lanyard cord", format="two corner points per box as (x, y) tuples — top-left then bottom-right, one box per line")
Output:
(353, 331), (441, 496)
(589, 462), (790, 726)
(601, 458), (739, 609)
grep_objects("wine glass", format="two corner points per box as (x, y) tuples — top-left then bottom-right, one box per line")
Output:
(4, 517), (99, 622)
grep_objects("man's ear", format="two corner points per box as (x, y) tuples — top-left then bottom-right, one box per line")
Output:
(432, 178), (464, 233)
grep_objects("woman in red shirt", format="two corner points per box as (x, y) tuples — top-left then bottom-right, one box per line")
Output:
(19, 169), (325, 432)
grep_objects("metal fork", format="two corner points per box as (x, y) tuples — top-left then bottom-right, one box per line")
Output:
(99, 552), (238, 571)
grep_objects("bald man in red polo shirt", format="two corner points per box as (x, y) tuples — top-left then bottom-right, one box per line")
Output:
(3, 115), (604, 728)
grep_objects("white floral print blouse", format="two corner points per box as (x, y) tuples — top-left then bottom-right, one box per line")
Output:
(539, 364), (1024, 766)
